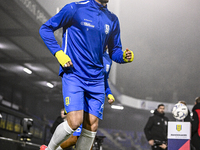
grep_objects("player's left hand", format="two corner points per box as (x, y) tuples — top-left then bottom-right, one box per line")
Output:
(123, 48), (134, 62)
(108, 94), (115, 105)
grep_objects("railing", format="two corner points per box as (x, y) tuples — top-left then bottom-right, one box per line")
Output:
(0, 104), (51, 146)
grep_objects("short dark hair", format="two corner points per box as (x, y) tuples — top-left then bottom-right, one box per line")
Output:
(158, 104), (164, 108)
(195, 97), (200, 103)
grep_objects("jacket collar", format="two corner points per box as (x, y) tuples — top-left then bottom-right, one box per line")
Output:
(154, 109), (165, 118)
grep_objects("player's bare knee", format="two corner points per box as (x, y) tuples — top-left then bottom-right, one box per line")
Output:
(83, 120), (98, 132)
(90, 122), (98, 132)
(67, 110), (83, 130)
(68, 120), (82, 130)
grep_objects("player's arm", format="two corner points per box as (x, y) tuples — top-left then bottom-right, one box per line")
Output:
(39, 4), (75, 67)
(105, 78), (115, 105)
(108, 17), (134, 63)
(104, 57), (115, 105)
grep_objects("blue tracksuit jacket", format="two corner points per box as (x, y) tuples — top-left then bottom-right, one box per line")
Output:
(39, 0), (125, 81)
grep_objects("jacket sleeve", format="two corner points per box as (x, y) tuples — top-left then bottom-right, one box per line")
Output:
(105, 78), (112, 97)
(165, 117), (169, 140)
(144, 117), (154, 141)
(39, 3), (76, 55)
(192, 110), (199, 136)
(104, 62), (112, 97)
(108, 17), (125, 64)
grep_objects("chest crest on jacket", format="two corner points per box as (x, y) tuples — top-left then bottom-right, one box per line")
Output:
(105, 24), (110, 34)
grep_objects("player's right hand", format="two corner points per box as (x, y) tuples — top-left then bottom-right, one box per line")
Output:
(55, 50), (73, 67)
(64, 61), (73, 67)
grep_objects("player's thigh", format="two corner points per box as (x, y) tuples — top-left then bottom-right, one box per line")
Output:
(62, 73), (85, 128)
(62, 73), (84, 113)
(84, 80), (105, 120)
(67, 110), (84, 129)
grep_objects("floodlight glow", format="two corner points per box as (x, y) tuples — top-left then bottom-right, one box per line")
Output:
(111, 105), (124, 110)
(23, 68), (32, 74)
(0, 43), (7, 49)
(46, 82), (54, 88)
(150, 110), (154, 114)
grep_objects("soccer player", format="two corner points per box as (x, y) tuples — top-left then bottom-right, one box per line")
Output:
(55, 48), (115, 150)
(39, 0), (134, 150)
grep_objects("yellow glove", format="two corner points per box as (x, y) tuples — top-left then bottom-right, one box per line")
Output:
(55, 50), (71, 67)
(108, 94), (115, 101)
(123, 49), (134, 63)
(108, 94), (115, 105)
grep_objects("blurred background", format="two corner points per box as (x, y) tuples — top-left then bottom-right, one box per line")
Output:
(0, 0), (199, 149)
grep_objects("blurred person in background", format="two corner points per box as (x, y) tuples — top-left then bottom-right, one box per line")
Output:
(144, 104), (168, 150)
(191, 97), (200, 150)
(50, 109), (67, 134)
(178, 101), (195, 150)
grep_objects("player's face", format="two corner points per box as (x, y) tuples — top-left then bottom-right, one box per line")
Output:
(96, 0), (109, 5)
(157, 106), (165, 114)
(100, 0), (109, 3)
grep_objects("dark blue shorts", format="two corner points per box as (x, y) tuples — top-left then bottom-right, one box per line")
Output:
(62, 73), (105, 119)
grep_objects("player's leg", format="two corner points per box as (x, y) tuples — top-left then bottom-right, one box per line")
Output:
(56, 124), (82, 150)
(62, 73), (84, 130)
(58, 135), (78, 149)
(45, 120), (75, 150)
(83, 112), (99, 131)
(45, 74), (84, 150)
(76, 79), (105, 150)
(76, 112), (98, 150)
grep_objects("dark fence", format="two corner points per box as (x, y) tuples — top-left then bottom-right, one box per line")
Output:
(0, 104), (51, 149)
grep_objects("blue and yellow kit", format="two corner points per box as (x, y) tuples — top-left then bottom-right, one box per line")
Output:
(39, 0), (126, 81)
